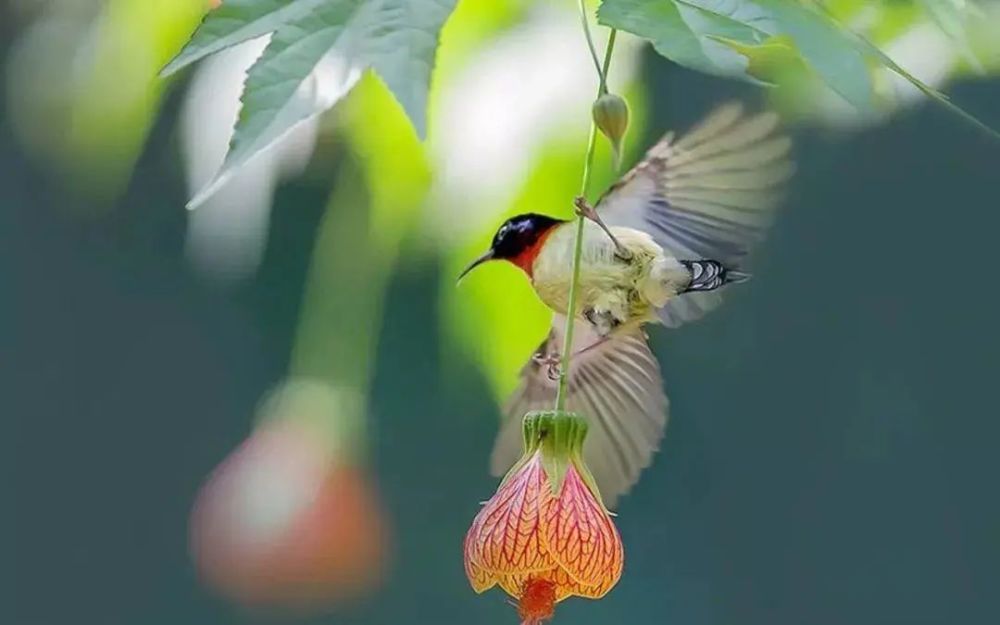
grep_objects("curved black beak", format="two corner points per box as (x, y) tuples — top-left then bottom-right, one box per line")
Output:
(457, 249), (495, 284)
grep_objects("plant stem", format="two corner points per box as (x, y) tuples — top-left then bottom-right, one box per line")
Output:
(555, 16), (618, 411)
(578, 0), (603, 83)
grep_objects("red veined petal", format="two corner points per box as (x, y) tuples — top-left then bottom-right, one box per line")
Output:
(497, 573), (529, 598)
(466, 453), (557, 576)
(542, 464), (623, 596)
(464, 510), (497, 593)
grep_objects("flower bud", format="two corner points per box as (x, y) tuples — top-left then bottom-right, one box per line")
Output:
(592, 93), (629, 169)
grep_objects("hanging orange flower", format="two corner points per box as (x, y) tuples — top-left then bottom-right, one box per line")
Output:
(190, 382), (387, 609)
(464, 411), (624, 624)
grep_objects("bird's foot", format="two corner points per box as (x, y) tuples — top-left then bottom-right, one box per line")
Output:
(532, 351), (563, 381)
(583, 307), (622, 338)
(572, 195), (595, 219)
(573, 196), (633, 261)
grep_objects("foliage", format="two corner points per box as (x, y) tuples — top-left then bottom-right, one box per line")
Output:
(601, 0), (876, 107)
(164, 0), (457, 208)
(163, 0), (998, 209)
(598, 0), (998, 135)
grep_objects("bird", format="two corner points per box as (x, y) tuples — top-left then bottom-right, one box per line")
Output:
(459, 102), (794, 507)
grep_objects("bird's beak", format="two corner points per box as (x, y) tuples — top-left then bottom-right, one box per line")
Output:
(457, 250), (495, 284)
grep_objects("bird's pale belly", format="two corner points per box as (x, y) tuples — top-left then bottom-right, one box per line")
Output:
(530, 222), (683, 329)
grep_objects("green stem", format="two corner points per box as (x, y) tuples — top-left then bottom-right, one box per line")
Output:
(285, 156), (383, 461)
(578, 0), (603, 84)
(601, 29), (616, 91)
(555, 18), (618, 411)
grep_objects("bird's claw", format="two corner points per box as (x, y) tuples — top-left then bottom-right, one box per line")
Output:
(573, 196), (633, 261)
(584, 307), (620, 338)
(573, 195), (595, 219)
(532, 352), (563, 381)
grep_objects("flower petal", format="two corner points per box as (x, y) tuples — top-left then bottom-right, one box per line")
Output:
(542, 464), (623, 596)
(497, 573), (528, 598)
(466, 453), (556, 575)
(463, 512), (497, 593)
(549, 566), (609, 601)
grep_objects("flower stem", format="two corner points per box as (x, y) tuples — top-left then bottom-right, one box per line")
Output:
(578, 0), (603, 85)
(555, 12), (618, 411)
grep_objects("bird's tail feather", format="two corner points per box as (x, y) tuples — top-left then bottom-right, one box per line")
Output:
(679, 260), (749, 293)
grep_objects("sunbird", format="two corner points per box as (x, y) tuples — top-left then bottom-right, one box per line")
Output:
(460, 103), (793, 506)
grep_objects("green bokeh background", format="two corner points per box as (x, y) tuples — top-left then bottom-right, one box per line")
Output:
(4, 2), (1000, 625)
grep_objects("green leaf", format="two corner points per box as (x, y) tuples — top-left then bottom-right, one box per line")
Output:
(751, 0), (875, 110)
(598, 0), (875, 110)
(186, 4), (362, 209)
(161, 0), (328, 77)
(596, 0), (763, 80)
(174, 0), (457, 209)
(355, 0), (459, 140)
(803, 0), (1000, 140)
(600, 0), (1000, 139)
(708, 34), (811, 84)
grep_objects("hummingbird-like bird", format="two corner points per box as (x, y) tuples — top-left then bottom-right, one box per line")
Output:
(460, 103), (793, 506)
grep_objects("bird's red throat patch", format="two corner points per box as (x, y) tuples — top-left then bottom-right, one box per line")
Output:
(510, 226), (557, 278)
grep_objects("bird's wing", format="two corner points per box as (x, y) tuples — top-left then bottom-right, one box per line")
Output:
(492, 315), (668, 509)
(596, 102), (793, 327)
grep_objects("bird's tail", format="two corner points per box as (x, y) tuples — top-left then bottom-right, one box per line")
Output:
(679, 260), (750, 293)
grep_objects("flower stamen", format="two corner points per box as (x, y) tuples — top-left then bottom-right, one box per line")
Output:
(517, 577), (556, 625)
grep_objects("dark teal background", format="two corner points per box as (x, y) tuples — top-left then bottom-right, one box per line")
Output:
(3, 7), (1000, 624)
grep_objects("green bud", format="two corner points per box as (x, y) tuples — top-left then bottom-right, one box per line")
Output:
(592, 93), (630, 169)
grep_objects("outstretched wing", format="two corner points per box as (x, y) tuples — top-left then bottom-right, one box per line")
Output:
(492, 315), (668, 509)
(597, 102), (793, 327)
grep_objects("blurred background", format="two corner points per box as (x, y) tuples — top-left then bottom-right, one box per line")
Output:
(4, 1), (1000, 624)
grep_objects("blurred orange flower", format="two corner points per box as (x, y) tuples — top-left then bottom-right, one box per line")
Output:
(190, 382), (386, 610)
(464, 411), (623, 624)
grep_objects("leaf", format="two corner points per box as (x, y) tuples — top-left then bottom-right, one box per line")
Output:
(598, 0), (875, 111)
(803, 0), (1000, 140)
(185, 5), (363, 209)
(751, 0), (874, 110)
(168, 0), (457, 209)
(161, 0), (328, 77)
(353, 0), (458, 141)
(708, 34), (811, 84)
(595, 0), (762, 80)
(600, 0), (1000, 139)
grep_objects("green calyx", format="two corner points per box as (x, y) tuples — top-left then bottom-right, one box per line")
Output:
(503, 410), (601, 497)
(522, 410), (588, 459)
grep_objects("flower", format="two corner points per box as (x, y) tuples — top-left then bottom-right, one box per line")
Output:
(190, 381), (387, 609)
(464, 411), (624, 624)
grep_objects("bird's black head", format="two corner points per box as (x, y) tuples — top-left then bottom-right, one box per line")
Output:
(458, 213), (564, 280)
(489, 213), (563, 260)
